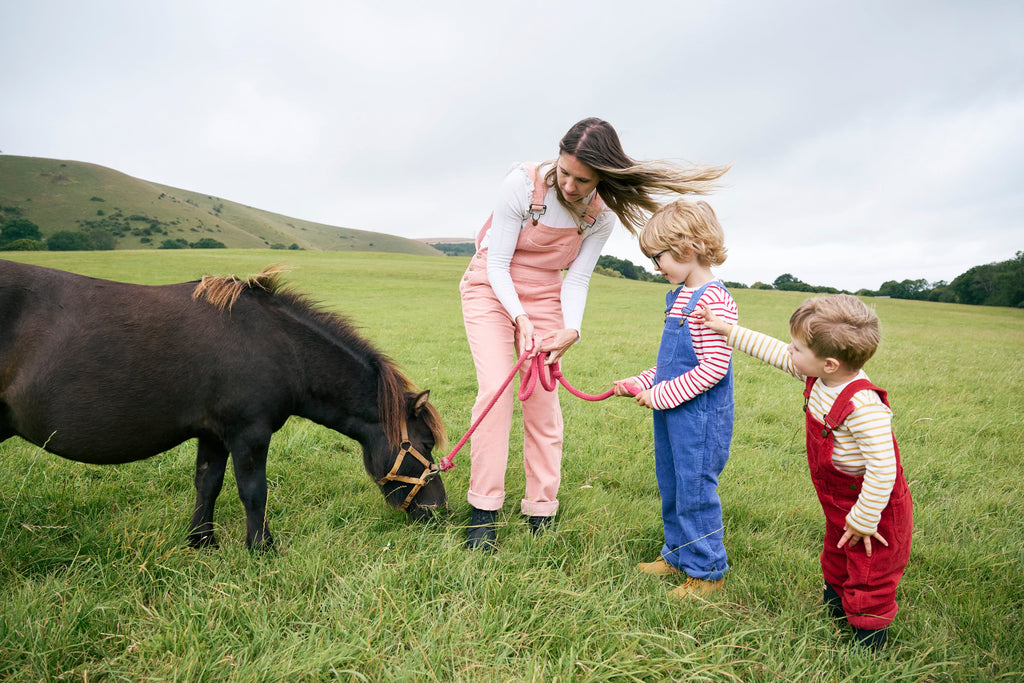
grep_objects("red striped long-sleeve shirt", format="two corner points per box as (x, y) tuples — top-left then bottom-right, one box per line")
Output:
(630, 284), (738, 410)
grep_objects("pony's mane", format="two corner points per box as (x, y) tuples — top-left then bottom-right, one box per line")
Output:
(191, 266), (445, 451)
(192, 265), (290, 311)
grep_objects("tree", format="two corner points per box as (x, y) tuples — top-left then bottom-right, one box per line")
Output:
(86, 228), (116, 250)
(47, 231), (95, 251)
(946, 252), (1024, 307)
(1, 238), (46, 251)
(189, 238), (227, 249)
(1, 218), (42, 244)
(990, 251), (1024, 308)
(877, 278), (929, 300)
(773, 273), (814, 291)
(950, 264), (997, 305)
(597, 255), (659, 282)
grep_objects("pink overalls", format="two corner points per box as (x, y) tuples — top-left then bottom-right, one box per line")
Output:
(459, 164), (603, 517)
(804, 377), (913, 630)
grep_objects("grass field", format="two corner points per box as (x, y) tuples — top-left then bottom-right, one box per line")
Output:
(1, 250), (1022, 682)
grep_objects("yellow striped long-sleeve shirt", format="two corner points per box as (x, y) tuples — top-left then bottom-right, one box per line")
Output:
(727, 325), (898, 535)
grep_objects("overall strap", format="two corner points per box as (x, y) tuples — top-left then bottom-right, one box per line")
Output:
(525, 162), (605, 228)
(665, 286), (684, 313)
(525, 162), (547, 225)
(475, 162), (546, 248)
(811, 378), (883, 438)
(681, 281), (722, 316)
(802, 376), (816, 401)
(580, 193), (605, 229)
(663, 281), (724, 325)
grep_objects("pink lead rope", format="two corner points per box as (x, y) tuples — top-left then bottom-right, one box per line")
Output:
(438, 350), (638, 472)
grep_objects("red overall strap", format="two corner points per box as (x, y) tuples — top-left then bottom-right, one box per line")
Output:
(805, 378), (886, 438)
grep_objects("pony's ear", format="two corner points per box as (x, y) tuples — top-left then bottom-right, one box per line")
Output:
(411, 390), (431, 415)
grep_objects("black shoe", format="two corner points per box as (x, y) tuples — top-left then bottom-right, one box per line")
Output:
(853, 626), (888, 651)
(465, 507), (497, 551)
(527, 515), (553, 536)
(823, 583), (846, 621)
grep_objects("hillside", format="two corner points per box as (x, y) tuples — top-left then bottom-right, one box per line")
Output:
(0, 155), (442, 255)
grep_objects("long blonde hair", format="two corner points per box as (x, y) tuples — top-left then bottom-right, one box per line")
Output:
(542, 117), (730, 235)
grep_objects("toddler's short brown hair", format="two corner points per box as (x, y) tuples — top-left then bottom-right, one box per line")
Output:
(789, 294), (881, 370)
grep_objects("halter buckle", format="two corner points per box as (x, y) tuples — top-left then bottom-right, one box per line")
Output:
(376, 425), (439, 511)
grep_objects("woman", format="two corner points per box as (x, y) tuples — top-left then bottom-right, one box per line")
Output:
(459, 117), (728, 550)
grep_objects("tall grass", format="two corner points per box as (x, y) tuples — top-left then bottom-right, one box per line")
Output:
(1, 250), (1022, 681)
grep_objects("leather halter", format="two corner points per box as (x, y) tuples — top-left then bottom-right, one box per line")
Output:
(376, 424), (440, 510)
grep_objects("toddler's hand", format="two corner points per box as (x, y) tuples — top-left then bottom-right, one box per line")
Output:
(693, 305), (731, 336)
(838, 524), (888, 557)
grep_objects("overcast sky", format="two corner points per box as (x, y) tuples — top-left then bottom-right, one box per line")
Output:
(3, 1), (1021, 291)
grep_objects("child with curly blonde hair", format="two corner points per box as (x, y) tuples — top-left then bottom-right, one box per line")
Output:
(614, 199), (737, 598)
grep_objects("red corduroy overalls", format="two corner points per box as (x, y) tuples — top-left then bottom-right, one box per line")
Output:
(803, 377), (913, 630)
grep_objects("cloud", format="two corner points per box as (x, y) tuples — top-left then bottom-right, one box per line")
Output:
(2, 0), (1021, 292)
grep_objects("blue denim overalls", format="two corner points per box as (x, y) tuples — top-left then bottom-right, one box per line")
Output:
(653, 281), (734, 580)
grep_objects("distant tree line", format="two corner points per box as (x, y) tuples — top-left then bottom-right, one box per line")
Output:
(0, 217), (227, 251)
(749, 253), (1024, 308)
(434, 247), (1024, 307)
(596, 255), (663, 282)
(429, 242), (475, 256)
(870, 251), (1024, 307)
(6, 219), (1019, 306)
(596, 253), (1024, 309)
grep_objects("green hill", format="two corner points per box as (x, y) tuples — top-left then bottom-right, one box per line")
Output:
(0, 155), (442, 255)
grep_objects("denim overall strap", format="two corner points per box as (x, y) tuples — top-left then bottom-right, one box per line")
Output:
(652, 281), (733, 580)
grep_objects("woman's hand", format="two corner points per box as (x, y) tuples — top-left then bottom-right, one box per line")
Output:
(515, 315), (536, 357)
(536, 328), (580, 364)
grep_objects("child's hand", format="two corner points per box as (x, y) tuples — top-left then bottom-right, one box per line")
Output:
(838, 523), (888, 557)
(634, 389), (654, 410)
(693, 304), (732, 336)
(613, 379), (641, 397)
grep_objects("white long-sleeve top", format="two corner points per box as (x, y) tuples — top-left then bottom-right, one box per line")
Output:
(726, 325), (899, 536)
(629, 284), (738, 409)
(481, 163), (616, 333)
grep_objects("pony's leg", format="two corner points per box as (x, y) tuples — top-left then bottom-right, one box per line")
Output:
(188, 436), (229, 549)
(230, 433), (274, 551)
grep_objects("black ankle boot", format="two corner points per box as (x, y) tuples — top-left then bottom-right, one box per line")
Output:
(853, 626), (888, 651)
(527, 515), (553, 536)
(465, 507), (497, 551)
(823, 583), (846, 621)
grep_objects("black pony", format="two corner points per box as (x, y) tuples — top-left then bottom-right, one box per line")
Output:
(0, 259), (447, 550)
